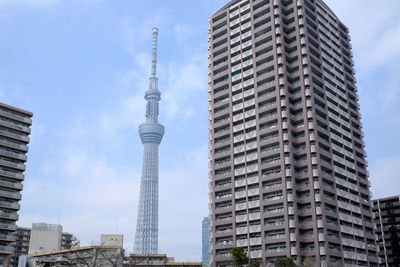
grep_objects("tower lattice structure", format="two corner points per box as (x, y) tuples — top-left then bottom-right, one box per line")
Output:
(134, 28), (164, 254)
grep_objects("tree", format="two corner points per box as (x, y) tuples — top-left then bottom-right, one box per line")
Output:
(275, 257), (296, 267)
(62, 243), (124, 267)
(232, 247), (249, 267)
(250, 259), (261, 267)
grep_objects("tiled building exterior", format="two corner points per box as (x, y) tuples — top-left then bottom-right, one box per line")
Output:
(207, 0), (378, 266)
(0, 103), (32, 265)
(373, 196), (400, 267)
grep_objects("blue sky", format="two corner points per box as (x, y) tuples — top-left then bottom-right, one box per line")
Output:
(0, 0), (399, 261)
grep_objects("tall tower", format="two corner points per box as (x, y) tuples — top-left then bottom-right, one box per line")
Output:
(134, 28), (164, 254)
(208, 0), (378, 266)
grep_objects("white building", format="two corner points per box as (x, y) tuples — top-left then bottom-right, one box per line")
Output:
(28, 223), (63, 255)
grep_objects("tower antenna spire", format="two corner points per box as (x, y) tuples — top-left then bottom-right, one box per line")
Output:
(151, 27), (158, 77)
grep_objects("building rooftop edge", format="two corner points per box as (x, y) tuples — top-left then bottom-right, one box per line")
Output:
(0, 102), (33, 116)
(29, 245), (122, 257)
(372, 195), (400, 202)
(211, 0), (239, 17)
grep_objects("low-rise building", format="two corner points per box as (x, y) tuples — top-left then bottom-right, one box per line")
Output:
(21, 246), (124, 267)
(61, 232), (79, 250)
(101, 234), (124, 247)
(10, 224), (79, 266)
(124, 254), (203, 267)
(373, 195), (400, 267)
(28, 223), (63, 255)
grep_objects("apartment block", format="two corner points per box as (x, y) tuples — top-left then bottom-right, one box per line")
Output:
(9, 227), (30, 267)
(10, 223), (79, 266)
(61, 232), (80, 250)
(373, 196), (400, 267)
(0, 102), (32, 265)
(207, 0), (378, 266)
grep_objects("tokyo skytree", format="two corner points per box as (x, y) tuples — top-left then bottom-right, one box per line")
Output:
(134, 28), (164, 254)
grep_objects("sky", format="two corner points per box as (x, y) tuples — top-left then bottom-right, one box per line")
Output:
(0, 0), (399, 262)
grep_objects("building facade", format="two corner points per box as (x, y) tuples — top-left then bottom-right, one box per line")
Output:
(208, 0), (378, 266)
(28, 223), (63, 255)
(10, 227), (31, 267)
(125, 254), (202, 267)
(61, 232), (79, 250)
(373, 196), (400, 267)
(202, 217), (211, 266)
(22, 246), (124, 267)
(134, 28), (165, 254)
(10, 225), (79, 266)
(101, 234), (124, 247)
(0, 102), (32, 265)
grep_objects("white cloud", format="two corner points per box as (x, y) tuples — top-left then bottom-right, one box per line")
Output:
(19, 147), (141, 247)
(163, 52), (207, 119)
(121, 7), (170, 55)
(370, 23), (400, 66)
(369, 157), (400, 199)
(98, 95), (146, 141)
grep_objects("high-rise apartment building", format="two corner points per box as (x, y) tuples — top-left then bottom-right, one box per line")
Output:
(202, 217), (211, 266)
(0, 103), (32, 266)
(207, 0), (378, 266)
(373, 196), (400, 267)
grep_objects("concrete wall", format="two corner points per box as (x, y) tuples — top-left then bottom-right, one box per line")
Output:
(28, 230), (61, 255)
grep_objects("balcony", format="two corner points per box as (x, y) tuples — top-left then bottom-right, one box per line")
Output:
(0, 169), (24, 180)
(216, 239), (233, 246)
(236, 239), (248, 247)
(0, 129), (29, 143)
(0, 159), (25, 171)
(0, 222), (17, 231)
(0, 245), (13, 255)
(0, 190), (21, 200)
(249, 224), (261, 233)
(0, 139), (28, 152)
(236, 226), (248, 235)
(0, 179), (22, 190)
(0, 211), (18, 220)
(0, 110), (32, 124)
(0, 119), (31, 134)
(0, 149), (27, 161)
(0, 201), (20, 210)
(0, 234), (16, 242)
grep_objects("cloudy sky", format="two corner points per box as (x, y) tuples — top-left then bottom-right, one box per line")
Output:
(0, 0), (399, 261)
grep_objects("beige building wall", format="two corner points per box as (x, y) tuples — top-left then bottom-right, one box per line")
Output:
(28, 223), (62, 255)
(101, 234), (124, 247)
